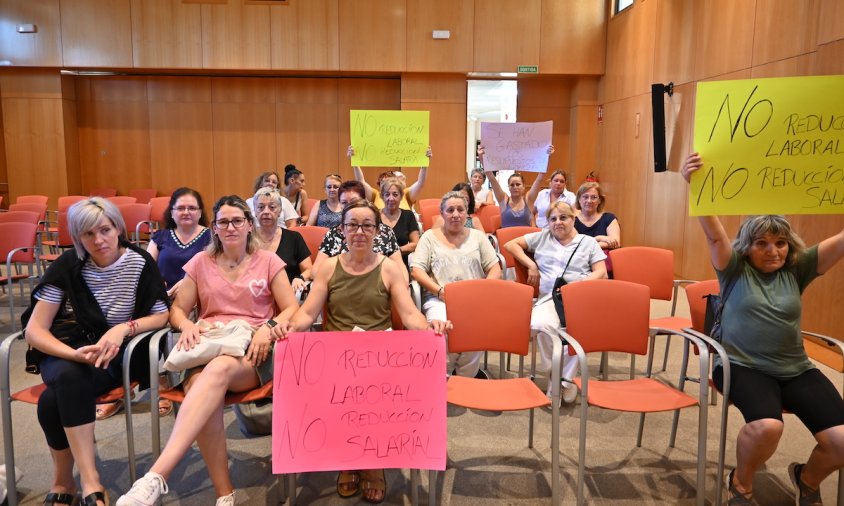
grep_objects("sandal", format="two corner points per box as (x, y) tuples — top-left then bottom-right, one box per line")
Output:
(359, 469), (386, 504)
(336, 470), (360, 498)
(158, 398), (173, 417)
(80, 490), (108, 506)
(43, 492), (79, 505)
(95, 400), (123, 421)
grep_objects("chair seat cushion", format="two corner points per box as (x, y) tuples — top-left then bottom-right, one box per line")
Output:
(447, 376), (550, 411)
(650, 316), (692, 333)
(573, 377), (698, 412)
(160, 380), (273, 406)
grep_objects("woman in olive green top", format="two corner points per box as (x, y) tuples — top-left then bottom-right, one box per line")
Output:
(277, 199), (450, 504)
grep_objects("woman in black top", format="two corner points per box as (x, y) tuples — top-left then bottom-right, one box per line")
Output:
(378, 177), (419, 268)
(252, 187), (312, 292)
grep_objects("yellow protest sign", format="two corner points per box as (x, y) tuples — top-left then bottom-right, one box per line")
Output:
(691, 75), (844, 215)
(350, 110), (430, 167)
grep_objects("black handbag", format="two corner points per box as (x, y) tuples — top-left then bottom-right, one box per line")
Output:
(23, 316), (97, 375)
(703, 277), (736, 343)
(551, 239), (583, 327)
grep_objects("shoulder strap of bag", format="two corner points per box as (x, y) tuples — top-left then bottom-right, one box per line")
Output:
(560, 238), (583, 278)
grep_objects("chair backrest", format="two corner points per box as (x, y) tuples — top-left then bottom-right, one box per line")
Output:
(8, 203), (47, 222)
(90, 187), (117, 198)
(295, 225), (328, 263)
(149, 196), (171, 225)
(0, 211), (40, 225)
(302, 198), (318, 219)
(494, 226), (540, 268)
(119, 203), (152, 239)
(512, 251), (540, 298)
(444, 278), (533, 355)
(803, 332), (844, 373)
(58, 195), (87, 212)
(419, 202), (440, 231)
(610, 246), (676, 301)
(415, 198), (440, 212)
(684, 279), (719, 333)
(128, 188), (157, 204)
(54, 211), (73, 247)
(16, 195), (48, 205)
(561, 279), (651, 355)
(108, 196), (137, 206)
(0, 222), (38, 263)
(475, 204), (501, 233)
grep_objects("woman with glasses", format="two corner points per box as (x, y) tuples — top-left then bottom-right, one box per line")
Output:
(144, 187), (211, 418)
(118, 196), (298, 506)
(22, 197), (170, 506)
(504, 201), (607, 403)
(348, 145), (432, 210)
(478, 145), (554, 228)
(411, 191), (502, 378)
(305, 174), (344, 228)
(253, 187), (313, 293)
(574, 181), (620, 276)
(277, 199), (449, 504)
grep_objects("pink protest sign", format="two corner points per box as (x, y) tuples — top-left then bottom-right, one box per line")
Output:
(480, 120), (553, 172)
(272, 330), (447, 473)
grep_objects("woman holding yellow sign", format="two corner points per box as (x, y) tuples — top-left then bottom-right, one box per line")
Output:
(349, 145), (432, 210)
(683, 152), (844, 506)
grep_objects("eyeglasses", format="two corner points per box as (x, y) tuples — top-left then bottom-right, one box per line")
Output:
(548, 215), (572, 223)
(343, 223), (377, 234)
(214, 218), (248, 229)
(172, 206), (200, 213)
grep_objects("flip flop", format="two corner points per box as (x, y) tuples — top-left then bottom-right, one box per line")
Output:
(80, 490), (108, 506)
(158, 398), (173, 417)
(336, 470), (360, 498)
(95, 400), (123, 421)
(43, 492), (79, 506)
(360, 469), (386, 504)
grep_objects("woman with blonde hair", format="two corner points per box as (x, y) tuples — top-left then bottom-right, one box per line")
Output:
(305, 174), (344, 228)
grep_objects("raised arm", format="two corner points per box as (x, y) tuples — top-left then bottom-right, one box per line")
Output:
(479, 147), (509, 205)
(682, 152), (732, 270)
(406, 146), (432, 204)
(818, 227), (844, 275)
(348, 145), (374, 201)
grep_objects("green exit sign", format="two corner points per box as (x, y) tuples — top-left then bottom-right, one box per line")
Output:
(517, 65), (539, 74)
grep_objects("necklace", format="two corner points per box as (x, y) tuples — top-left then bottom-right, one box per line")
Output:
(220, 254), (248, 271)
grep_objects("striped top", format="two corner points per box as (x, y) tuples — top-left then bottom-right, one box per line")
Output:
(35, 249), (168, 326)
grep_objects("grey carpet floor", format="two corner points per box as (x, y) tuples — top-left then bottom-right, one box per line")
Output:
(1, 287), (839, 505)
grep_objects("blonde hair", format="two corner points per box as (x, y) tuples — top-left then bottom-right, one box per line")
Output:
(68, 197), (127, 260)
(546, 201), (575, 220)
(207, 195), (258, 257)
(575, 181), (606, 213)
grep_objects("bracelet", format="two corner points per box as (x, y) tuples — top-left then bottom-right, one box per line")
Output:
(437, 286), (444, 297)
(126, 319), (138, 337)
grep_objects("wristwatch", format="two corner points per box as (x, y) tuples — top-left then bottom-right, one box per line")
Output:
(265, 319), (277, 329)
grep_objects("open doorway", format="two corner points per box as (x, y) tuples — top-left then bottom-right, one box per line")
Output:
(466, 80), (518, 192)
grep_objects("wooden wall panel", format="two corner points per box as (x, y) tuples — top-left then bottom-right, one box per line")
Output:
(692, 0), (755, 80)
(60, 0), (132, 67)
(201, 2), (271, 69)
(276, 103), (340, 191)
(652, 0), (696, 87)
(338, 0), (406, 72)
(817, 0), (844, 45)
(601, 0), (656, 104)
(211, 103), (276, 199)
(568, 77), (600, 186)
(517, 79), (574, 186)
(814, 39), (844, 75)
(0, 68), (63, 98)
(0, 0), (63, 66)
(131, 0), (203, 69)
(792, 215), (844, 336)
(750, 53), (816, 79)
(61, 80), (81, 196)
(539, 0), (606, 75)
(752, 0), (819, 66)
(473, 0), (541, 72)
(271, 0), (339, 70)
(0, 88), (6, 208)
(405, 0), (473, 73)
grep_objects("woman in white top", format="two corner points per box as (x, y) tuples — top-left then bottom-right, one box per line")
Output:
(411, 191), (501, 378)
(504, 201), (606, 403)
(470, 168), (495, 209)
(533, 170), (576, 228)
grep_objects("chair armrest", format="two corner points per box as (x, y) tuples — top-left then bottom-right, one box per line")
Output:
(488, 233), (500, 253)
(683, 327), (729, 399)
(802, 331), (844, 375)
(410, 279), (422, 311)
(559, 331), (589, 396)
(670, 279), (697, 316)
(0, 332), (25, 401)
(546, 329), (564, 403)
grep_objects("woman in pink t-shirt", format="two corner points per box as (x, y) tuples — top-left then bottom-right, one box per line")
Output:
(119, 196), (298, 506)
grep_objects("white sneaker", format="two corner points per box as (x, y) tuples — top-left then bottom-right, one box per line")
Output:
(561, 381), (578, 404)
(216, 491), (236, 506)
(116, 472), (169, 506)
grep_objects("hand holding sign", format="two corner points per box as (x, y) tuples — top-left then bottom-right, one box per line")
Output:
(350, 111), (430, 167)
(480, 121), (554, 173)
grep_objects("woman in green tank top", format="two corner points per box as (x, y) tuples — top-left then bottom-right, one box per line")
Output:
(277, 199), (450, 504)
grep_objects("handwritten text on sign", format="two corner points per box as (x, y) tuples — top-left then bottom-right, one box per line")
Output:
(481, 121), (553, 173)
(350, 110), (430, 167)
(272, 330), (447, 473)
(691, 75), (844, 215)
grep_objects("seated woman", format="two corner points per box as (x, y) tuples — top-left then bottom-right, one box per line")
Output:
(312, 180), (407, 281)
(379, 177), (420, 268)
(281, 164), (308, 224)
(574, 181), (620, 276)
(118, 196), (298, 506)
(479, 144), (553, 228)
(247, 171), (298, 228)
(411, 191), (502, 378)
(349, 145), (431, 210)
(682, 153), (844, 505)
(504, 201), (607, 403)
(469, 168), (495, 209)
(533, 170), (576, 228)
(433, 182), (485, 233)
(305, 174), (343, 228)
(277, 199), (449, 504)
(145, 187), (212, 417)
(253, 187), (313, 293)
(23, 197), (170, 506)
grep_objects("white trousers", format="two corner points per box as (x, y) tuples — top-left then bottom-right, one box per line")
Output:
(530, 298), (579, 382)
(422, 298), (482, 378)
